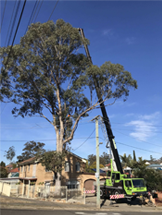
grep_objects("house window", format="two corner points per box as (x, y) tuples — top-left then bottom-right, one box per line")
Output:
(24, 166), (26, 172)
(65, 162), (70, 172)
(28, 165), (30, 172)
(21, 166), (23, 172)
(76, 162), (80, 172)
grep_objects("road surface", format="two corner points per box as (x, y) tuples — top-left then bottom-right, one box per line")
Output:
(1, 209), (162, 215)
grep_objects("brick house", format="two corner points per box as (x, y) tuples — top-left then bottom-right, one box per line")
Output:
(8, 168), (19, 178)
(18, 152), (106, 191)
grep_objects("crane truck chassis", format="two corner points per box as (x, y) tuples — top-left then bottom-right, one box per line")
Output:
(99, 159), (150, 201)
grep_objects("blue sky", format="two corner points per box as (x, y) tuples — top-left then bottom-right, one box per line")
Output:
(1, 1), (162, 165)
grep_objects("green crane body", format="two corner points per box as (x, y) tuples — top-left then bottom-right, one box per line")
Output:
(103, 159), (148, 199)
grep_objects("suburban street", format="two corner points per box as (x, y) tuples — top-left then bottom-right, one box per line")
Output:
(0, 1), (162, 215)
(1, 210), (162, 215)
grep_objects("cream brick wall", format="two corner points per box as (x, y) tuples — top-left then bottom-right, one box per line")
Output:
(19, 153), (87, 186)
(19, 154), (106, 190)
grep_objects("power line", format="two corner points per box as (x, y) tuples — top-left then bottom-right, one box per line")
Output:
(48, 0), (59, 21)
(30, 0), (40, 23)
(0, 0), (7, 33)
(112, 127), (162, 134)
(73, 129), (95, 151)
(33, 0), (44, 23)
(99, 117), (162, 148)
(5, 0), (17, 47)
(1, 137), (95, 142)
(4, 0), (26, 68)
(0, 121), (92, 130)
(7, 0), (21, 47)
(116, 141), (162, 155)
(114, 129), (162, 148)
(25, 0), (38, 33)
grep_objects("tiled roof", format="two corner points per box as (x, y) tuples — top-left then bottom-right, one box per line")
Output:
(19, 157), (36, 165)
(6, 164), (13, 168)
(10, 168), (19, 173)
(18, 151), (84, 166)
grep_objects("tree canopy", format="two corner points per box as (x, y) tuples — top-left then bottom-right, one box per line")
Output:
(4, 146), (15, 162)
(0, 166), (8, 178)
(1, 19), (137, 152)
(17, 141), (46, 162)
(120, 152), (162, 191)
(0, 161), (6, 167)
(39, 150), (66, 175)
(1, 19), (137, 186)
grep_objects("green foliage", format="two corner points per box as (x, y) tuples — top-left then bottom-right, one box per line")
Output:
(86, 62), (137, 102)
(12, 162), (17, 169)
(134, 168), (162, 191)
(30, 181), (36, 185)
(133, 150), (136, 162)
(17, 141), (46, 162)
(38, 150), (66, 174)
(16, 182), (20, 185)
(120, 152), (162, 191)
(85, 152), (110, 173)
(0, 19), (137, 151)
(4, 146), (15, 161)
(38, 182), (44, 185)
(0, 166), (8, 178)
(87, 152), (110, 166)
(0, 161), (6, 167)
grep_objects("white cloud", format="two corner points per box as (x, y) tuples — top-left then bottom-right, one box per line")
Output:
(102, 29), (113, 36)
(125, 113), (135, 117)
(114, 100), (137, 107)
(125, 112), (160, 141)
(139, 111), (160, 120)
(125, 37), (136, 45)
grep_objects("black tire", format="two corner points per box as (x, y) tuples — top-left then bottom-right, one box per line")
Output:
(113, 189), (121, 203)
(100, 188), (104, 199)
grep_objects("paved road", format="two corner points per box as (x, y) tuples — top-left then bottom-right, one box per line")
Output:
(1, 209), (162, 215)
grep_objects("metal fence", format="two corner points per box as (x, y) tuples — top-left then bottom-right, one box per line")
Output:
(67, 188), (85, 204)
(8, 183), (85, 204)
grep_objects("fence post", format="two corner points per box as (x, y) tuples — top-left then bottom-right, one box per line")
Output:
(22, 180), (24, 197)
(9, 183), (11, 197)
(17, 185), (19, 197)
(66, 186), (67, 203)
(28, 182), (30, 198)
(2, 182), (4, 195)
(83, 188), (86, 204)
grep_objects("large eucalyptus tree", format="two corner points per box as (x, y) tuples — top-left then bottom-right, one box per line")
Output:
(0, 19), (137, 187)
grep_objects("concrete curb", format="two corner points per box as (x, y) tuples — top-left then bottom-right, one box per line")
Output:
(1, 205), (162, 212)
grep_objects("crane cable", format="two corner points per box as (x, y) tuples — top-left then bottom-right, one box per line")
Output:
(7, 0), (21, 47)
(0, 0), (7, 33)
(48, 0), (59, 21)
(25, 0), (39, 33)
(5, 0), (17, 46)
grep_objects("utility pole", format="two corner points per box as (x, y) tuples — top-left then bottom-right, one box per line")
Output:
(91, 115), (100, 209)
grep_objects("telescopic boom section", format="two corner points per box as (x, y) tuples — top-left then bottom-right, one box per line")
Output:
(78, 28), (123, 174)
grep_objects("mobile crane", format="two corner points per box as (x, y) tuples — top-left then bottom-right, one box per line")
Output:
(78, 28), (150, 201)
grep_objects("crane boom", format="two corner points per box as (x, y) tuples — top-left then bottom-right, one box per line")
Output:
(78, 28), (123, 174)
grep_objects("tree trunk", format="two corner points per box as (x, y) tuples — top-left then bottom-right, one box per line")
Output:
(55, 129), (63, 196)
